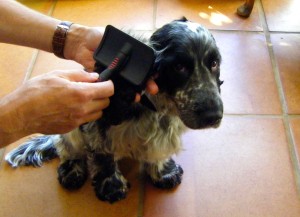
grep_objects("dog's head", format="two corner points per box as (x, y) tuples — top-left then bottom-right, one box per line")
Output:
(150, 18), (223, 129)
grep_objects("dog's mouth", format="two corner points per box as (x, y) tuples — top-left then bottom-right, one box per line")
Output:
(180, 114), (223, 129)
(178, 110), (223, 130)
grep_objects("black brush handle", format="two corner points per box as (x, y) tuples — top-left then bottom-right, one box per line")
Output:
(99, 43), (132, 81)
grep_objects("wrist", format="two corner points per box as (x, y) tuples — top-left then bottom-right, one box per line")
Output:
(63, 24), (87, 60)
(52, 21), (74, 59)
(64, 25), (105, 68)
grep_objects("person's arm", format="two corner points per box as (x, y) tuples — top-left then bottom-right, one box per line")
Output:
(0, 0), (60, 52)
(0, 70), (114, 148)
(0, 0), (159, 91)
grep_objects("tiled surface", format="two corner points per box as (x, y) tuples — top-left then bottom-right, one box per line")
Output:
(53, 0), (154, 30)
(30, 51), (82, 78)
(271, 34), (300, 114)
(0, 0), (300, 217)
(0, 45), (33, 97)
(144, 117), (300, 217)
(156, 0), (262, 31)
(262, 0), (300, 32)
(290, 118), (300, 166)
(0, 0), (54, 98)
(212, 31), (282, 114)
(0, 142), (141, 217)
(18, 0), (54, 15)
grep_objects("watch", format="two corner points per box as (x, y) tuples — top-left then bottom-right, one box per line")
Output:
(52, 21), (73, 59)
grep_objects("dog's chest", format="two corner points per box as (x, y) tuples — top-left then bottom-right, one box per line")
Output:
(106, 113), (186, 162)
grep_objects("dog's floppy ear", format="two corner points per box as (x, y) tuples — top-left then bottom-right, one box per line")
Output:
(150, 17), (189, 50)
(175, 17), (188, 22)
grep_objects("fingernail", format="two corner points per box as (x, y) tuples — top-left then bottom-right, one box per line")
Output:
(90, 72), (99, 79)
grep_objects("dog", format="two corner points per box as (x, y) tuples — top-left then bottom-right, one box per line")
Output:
(5, 17), (223, 203)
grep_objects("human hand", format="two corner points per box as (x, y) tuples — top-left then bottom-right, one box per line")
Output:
(0, 70), (114, 138)
(63, 24), (159, 97)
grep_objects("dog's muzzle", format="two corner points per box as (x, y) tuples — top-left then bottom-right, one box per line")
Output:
(178, 95), (223, 130)
(194, 96), (223, 128)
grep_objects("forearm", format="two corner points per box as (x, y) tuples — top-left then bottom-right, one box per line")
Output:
(0, 0), (60, 52)
(0, 91), (28, 148)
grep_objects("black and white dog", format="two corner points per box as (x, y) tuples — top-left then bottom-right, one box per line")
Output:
(6, 18), (223, 203)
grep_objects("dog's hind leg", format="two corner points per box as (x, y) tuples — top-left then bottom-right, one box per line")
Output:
(144, 158), (183, 189)
(88, 153), (130, 203)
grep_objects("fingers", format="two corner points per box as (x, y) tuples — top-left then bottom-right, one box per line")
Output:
(77, 80), (114, 99)
(146, 79), (159, 95)
(56, 69), (100, 82)
(69, 98), (110, 124)
(85, 98), (110, 115)
(135, 93), (141, 102)
(52, 70), (114, 100)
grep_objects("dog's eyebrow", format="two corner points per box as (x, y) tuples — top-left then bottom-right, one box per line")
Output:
(203, 45), (221, 62)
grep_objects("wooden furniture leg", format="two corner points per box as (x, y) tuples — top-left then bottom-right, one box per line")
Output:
(237, 0), (255, 18)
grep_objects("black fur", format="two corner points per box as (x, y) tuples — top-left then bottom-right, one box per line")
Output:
(57, 159), (88, 190)
(145, 158), (184, 189)
(91, 154), (130, 203)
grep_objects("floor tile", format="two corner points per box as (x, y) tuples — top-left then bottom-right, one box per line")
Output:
(52, 0), (154, 30)
(262, 0), (300, 32)
(30, 51), (82, 78)
(0, 141), (140, 217)
(212, 31), (282, 114)
(290, 118), (300, 166)
(271, 34), (300, 114)
(144, 117), (300, 217)
(18, 0), (54, 15)
(156, 0), (262, 31)
(0, 44), (34, 97)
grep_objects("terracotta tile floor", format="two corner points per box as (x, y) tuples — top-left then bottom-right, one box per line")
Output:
(1, 0), (300, 216)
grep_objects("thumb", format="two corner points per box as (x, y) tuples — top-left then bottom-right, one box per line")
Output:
(59, 70), (99, 82)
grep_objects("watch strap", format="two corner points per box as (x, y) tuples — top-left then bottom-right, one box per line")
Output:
(52, 21), (73, 59)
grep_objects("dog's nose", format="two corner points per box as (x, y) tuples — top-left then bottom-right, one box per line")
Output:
(202, 111), (223, 126)
(194, 97), (223, 126)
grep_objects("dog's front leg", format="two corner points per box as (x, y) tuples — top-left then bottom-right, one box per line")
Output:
(56, 139), (88, 190)
(144, 158), (184, 189)
(88, 153), (130, 203)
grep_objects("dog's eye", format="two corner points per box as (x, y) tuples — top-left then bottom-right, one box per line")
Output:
(211, 60), (219, 71)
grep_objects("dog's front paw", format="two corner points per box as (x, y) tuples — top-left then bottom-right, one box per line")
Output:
(57, 159), (88, 190)
(148, 159), (184, 189)
(92, 171), (130, 203)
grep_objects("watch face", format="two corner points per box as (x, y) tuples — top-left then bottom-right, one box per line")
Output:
(58, 25), (69, 30)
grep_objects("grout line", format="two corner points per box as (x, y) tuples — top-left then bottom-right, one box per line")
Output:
(224, 114), (283, 118)
(48, 0), (57, 17)
(210, 29), (263, 33)
(0, 148), (4, 168)
(137, 167), (146, 217)
(153, 0), (158, 30)
(22, 49), (39, 83)
(257, 0), (300, 195)
(210, 29), (300, 34)
(269, 31), (300, 34)
(22, 0), (58, 83)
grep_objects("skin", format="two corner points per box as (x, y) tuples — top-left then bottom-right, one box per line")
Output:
(0, 0), (158, 147)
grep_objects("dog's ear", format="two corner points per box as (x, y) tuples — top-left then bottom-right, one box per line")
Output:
(150, 17), (189, 50)
(175, 17), (188, 22)
(150, 26), (171, 50)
